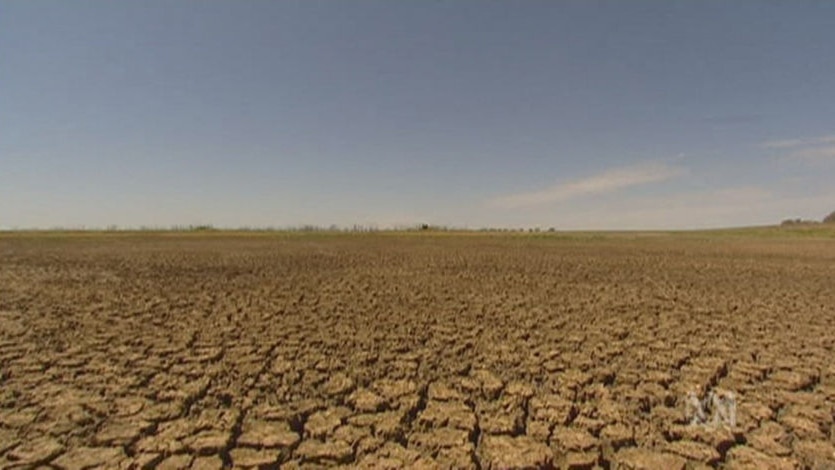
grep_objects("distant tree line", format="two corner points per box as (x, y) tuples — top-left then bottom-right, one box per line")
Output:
(782, 209), (835, 226)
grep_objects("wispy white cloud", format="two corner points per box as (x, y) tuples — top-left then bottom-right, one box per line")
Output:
(761, 134), (835, 149)
(581, 186), (834, 230)
(788, 145), (835, 162)
(489, 162), (685, 209)
(460, 184), (833, 230)
(761, 134), (835, 163)
(556, 186), (775, 230)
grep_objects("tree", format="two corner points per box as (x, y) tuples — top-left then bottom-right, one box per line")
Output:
(824, 210), (835, 224)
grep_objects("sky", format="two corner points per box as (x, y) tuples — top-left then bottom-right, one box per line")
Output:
(2, 1), (834, 230)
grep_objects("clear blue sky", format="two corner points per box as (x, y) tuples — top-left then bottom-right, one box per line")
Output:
(2, 1), (834, 230)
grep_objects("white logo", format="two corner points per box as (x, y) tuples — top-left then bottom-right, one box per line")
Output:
(684, 388), (736, 428)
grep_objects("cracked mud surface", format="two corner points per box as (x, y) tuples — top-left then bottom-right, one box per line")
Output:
(1, 233), (834, 469)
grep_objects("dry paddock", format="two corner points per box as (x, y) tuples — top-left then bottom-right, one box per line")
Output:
(1, 232), (834, 469)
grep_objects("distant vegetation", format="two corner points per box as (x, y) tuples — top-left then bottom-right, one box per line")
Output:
(781, 218), (819, 226)
(782, 209), (835, 226)
(6, 210), (835, 234)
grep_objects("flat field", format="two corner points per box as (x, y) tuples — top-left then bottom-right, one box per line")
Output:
(1, 230), (834, 469)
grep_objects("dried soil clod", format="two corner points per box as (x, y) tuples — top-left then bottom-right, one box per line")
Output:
(478, 434), (554, 470)
(51, 446), (126, 470)
(6, 437), (64, 466)
(237, 419), (300, 449)
(612, 447), (687, 470)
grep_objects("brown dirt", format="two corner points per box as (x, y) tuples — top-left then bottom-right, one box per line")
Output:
(1, 232), (834, 469)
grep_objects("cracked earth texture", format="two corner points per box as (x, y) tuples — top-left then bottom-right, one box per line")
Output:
(1, 233), (834, 469)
